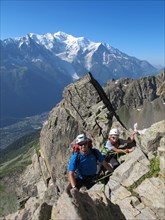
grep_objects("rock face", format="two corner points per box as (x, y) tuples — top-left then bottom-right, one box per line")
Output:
(51, 190), (126, 220)
(2, 73), (165, 220)
(104, 71), (165, 128)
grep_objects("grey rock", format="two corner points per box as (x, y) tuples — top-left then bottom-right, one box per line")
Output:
(51, 190), (126, 220)
(134, 177), (165, 220)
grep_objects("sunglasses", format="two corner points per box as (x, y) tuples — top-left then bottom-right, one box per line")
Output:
(111, 136), (119, 140)
(79, 142), (88, 146)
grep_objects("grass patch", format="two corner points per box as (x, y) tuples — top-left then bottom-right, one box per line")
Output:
(153, 100), (161, 112)
(0, 131), (40, 178)
(0, 188), (18, 216)
(0, 131), (41, 216)
(149, 156), (160, 177)
(0, 154), (32, 177)
(117, 106), (130, 125)
(127, 156), (160, 195)
(0, 185), (5, 193)
(0, 130), (40, 164)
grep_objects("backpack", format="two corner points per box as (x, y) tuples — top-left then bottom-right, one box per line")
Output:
(73, 138), (93, 153)
(75, 148), (99, 166)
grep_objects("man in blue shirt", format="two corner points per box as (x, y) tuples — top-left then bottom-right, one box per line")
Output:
(67, 134), (113, 192)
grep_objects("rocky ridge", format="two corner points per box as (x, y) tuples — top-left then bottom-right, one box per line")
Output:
(104, 70), (165, 128)
(1, 73), (165, 220)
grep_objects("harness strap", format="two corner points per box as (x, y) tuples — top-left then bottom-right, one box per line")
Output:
(83, 174), (97, 182)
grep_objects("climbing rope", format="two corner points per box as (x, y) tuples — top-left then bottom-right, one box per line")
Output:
(94, 172), (113, 183)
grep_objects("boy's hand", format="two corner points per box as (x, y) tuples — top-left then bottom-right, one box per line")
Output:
(128, 147), (135, 152)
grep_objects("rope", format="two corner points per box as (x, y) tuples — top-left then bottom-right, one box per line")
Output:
(94, 172), (113, 183)
(94, 172), (113, 192)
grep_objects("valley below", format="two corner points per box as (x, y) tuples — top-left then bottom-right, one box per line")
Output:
(0, 112), (48, 150)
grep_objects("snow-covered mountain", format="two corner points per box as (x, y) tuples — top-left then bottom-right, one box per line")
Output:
(0, 31), (158, 127)
(1, 31), (158, 81)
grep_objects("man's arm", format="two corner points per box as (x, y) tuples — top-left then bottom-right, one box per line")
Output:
(112, 147), (134, 154)
(126, 131), (138, 143)
(68, 171), (78, 190)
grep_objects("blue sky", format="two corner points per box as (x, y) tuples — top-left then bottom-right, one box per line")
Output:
(1, 0), (164, 66)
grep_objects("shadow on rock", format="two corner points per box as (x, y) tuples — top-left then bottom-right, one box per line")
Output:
(52, 189), (126, 220)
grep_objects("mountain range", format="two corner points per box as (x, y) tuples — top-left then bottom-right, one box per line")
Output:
(0, 31), (159, 127)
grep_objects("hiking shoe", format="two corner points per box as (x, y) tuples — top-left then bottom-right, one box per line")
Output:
(80, 186), (87, 192)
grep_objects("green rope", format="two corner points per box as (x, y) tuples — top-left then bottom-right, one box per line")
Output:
(94, 172), (112, 183)
(96, 173), (113, 192)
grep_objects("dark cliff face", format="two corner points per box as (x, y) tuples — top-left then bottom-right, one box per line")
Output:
(103, 73), (165, 128)
(40, 73), (122, 191)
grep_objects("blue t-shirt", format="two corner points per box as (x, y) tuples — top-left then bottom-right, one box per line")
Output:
(68, 149), (104, 179)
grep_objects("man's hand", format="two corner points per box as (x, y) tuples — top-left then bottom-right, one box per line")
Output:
(72, 185), (78, 191)
(128, 147), (135, 153)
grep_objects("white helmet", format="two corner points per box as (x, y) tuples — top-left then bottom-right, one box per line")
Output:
(109, 128), (120, 136)
(76, 134), (88, 144)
